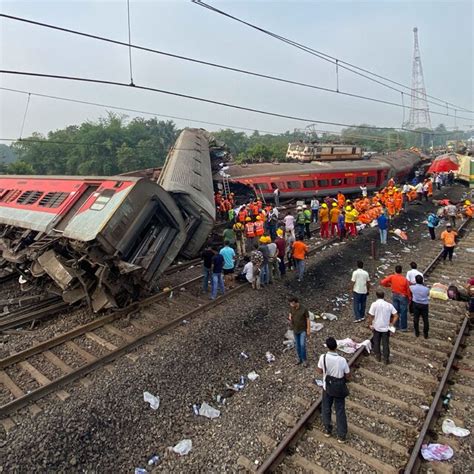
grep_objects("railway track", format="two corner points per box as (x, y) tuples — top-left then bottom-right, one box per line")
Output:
(0, 226), (334, 425)
(256, 219), (472, 473)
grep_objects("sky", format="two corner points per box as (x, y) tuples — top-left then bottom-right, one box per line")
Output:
(0, 0), (473, 141)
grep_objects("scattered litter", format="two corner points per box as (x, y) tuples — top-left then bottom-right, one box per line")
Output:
(274, 370), (281, 375)
(308, 311), (316, 321)
(314, 378), (324, 387)
(310, 321), (324, 333)
(428, 363), (434, 369)
(231, 376), (246, 391)
(265, 351), (276, 363)
(393, 229), (408, 240)
(420, 405), (430, 411)
(401, 248), (411, 253)
(442, 419), (470, 437)
(198, 402), (221, 419)
(180, 287), (186, 292)
(240, 352), (249, 359)
(162, 287), (171, 292)
(321, 312), (338, 321)
(182, 319), (189, 324)
(388, 326), (396, 333)
(192, 403), (200, 415)
(143, 391), (160, 410)
(148, 455), (160, 466)
(247, 371), (259, 381)
(135, 468), (147, 474)
(421, 443), (454, 461)
(171, 439), (193, 456)
(466, 248), (474, 253)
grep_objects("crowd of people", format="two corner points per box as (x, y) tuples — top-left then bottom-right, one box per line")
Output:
(208, 172), (472, 444)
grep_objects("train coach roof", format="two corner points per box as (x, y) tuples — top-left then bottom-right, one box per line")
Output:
(0, 175), (142, 182)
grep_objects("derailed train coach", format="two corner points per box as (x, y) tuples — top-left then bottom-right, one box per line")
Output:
(0, 176), (187, 311)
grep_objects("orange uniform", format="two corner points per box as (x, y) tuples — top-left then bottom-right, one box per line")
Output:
(337, 193), (346, 208)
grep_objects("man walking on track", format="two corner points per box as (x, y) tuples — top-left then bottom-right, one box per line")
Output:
(367, 290), (399, 364)
(351, 261), (370, 322)
(411, 275), (430, 339)
(440, 224), (458, 264)
(381, 265), (411, 332)
(288, 296), (310, 367)
(317, 337), (350, 443)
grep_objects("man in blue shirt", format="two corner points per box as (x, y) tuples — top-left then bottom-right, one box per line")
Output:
(411, 274), (430, 338)
(427, 212), (439, 241)
(377, 211), (388, 245)
(219, 240), (236, 289)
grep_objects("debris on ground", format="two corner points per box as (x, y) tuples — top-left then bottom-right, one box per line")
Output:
(336, 338), (372, 354)
(321, 312), (338, 321)
(265, 351), (275, 363)
(198, 402), (221, 419)
(442, 419), (470, 437)
(421, 443), (454, 461)
(310, 321), (324, 332)
(247, 371), (259, 381)
(143, 391), (160, 410)
(171, 439), (193, 456)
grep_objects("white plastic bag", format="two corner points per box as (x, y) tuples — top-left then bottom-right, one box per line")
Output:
(172, 439), (193, 456)
(421, 443), (453, 461)
(310, 321), (324, 333)
(247, 371), (259, 381)
(198, 402), (220, 419)
(442, 419), (470, 437)
(143, 391), (160, 410)
(265, 351), (275, 363)
(321, 312), (338, 321)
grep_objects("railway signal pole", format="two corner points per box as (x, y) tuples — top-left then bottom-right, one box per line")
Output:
(406, 27), (432, 130)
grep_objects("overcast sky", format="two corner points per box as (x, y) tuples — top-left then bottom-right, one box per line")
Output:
(1, 0), (473, 141)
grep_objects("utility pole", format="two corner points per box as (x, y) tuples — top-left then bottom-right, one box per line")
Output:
(406, 27), (432, 130)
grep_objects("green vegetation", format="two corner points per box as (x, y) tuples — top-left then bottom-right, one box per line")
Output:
(1, 113), (471, 175)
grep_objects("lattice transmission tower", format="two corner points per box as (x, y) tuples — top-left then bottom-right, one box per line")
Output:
(406, 27), (432, 130)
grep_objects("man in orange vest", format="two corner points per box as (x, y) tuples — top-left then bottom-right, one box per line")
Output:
(337, 191), (346, 209)
(319, 203), (330, 238)
(254, 215), (265, 238)
(238, 206), (248, 223)
(329, 202), (340, 237)
(244, 217), (256, 253)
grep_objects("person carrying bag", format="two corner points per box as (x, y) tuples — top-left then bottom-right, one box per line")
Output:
(317, 337), (350, 443)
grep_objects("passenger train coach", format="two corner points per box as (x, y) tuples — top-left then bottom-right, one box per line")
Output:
(220, 150), (423, 200)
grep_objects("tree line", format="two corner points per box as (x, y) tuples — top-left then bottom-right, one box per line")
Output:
(0, 113), (471, 175)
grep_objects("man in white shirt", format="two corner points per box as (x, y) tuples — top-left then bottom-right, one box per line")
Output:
(317, 337), (350, 443)
(273, 187), (280, 207)
(351, 261), (370, 322)
(360, 185), (368, 197)
(415, 182), (423, 201)
(237, 256), (254, 284)
(406, 261), (423, 285)
(367, 291), (399, 364)
(310, 197), (320, 223)
(283, 212), (295, 238)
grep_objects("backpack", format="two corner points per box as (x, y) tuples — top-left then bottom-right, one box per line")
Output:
(430, 214), (440, 227)
(235, 228), (243, 239)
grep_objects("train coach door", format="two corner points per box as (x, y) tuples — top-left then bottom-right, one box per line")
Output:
(376, 170), (385, 187)
(55, 184), (100, 231)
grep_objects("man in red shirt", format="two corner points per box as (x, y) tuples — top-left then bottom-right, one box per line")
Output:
(381, 265), (411, 331)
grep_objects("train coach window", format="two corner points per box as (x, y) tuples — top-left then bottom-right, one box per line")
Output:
(318, 179), (329, 187)
(367, 176), (376, 183)
(287, 181), (300, 189)
(303, 180), (315, 188)
(255, 183), (269, 191)
(91, 189), (115, 211)
(38, 192), (70, 208)
(343, 178), (353, 185)
(270, 182), (278, 190)
(331, 178), (342, 186)
(355, 177), (366, 184)
(17, 190), (43, 205)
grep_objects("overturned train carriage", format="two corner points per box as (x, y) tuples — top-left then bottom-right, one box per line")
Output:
(158, 128), (216, 258)
(0, 176), (186, 311)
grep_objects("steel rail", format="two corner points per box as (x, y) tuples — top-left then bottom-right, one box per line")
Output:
(257, 217), (471, 472)
(403, 316), (470, 473)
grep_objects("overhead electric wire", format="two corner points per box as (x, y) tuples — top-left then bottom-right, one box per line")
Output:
(0, 86), (282, 135)
(0, 13), (471, 121)
(2, 69), (471, 135)
(192, 1), (474, 115)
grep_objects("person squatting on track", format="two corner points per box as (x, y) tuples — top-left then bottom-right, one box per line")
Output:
(351, 261), (370, 322)
(317, 337), (350, 443)
(288, 296), (310, 367)
(367, 290), (399, 364)
(381, 265), (411, 332)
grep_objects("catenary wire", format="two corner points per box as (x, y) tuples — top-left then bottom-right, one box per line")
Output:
(0, 13), (471, 120)
(192, 1), (474, 114)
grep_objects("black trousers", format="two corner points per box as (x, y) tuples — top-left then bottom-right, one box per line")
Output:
(322, 391), (347, 439)
(413, 302), (429, 337)
(372, 330), (390, 362)
(428, 227), (435, 240)
(442, 246), (454, 261)
(304, 223), (311, 239)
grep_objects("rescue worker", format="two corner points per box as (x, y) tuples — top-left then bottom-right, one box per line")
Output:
(350, 207), (359, 236)
(296, 206), (306, 240)
(386, 192), (396, 220)
(254, 215), (265, 239)
(319, 203), (330, 238)
(329, 202), (340, 237)
(244, 217), (256, 253)
(463, 200), (473, 218)
(344, 205), (354, 237)
(233, 221), (246, 257)
(394, 190), (403, 216)
(238, 206), (248, 224)
(275, 229), (286, 276)
(303, 205), (312, 239)
(337, 191), (346, 209)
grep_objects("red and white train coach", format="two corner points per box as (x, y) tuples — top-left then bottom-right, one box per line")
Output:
(221, 151), (422, 199)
